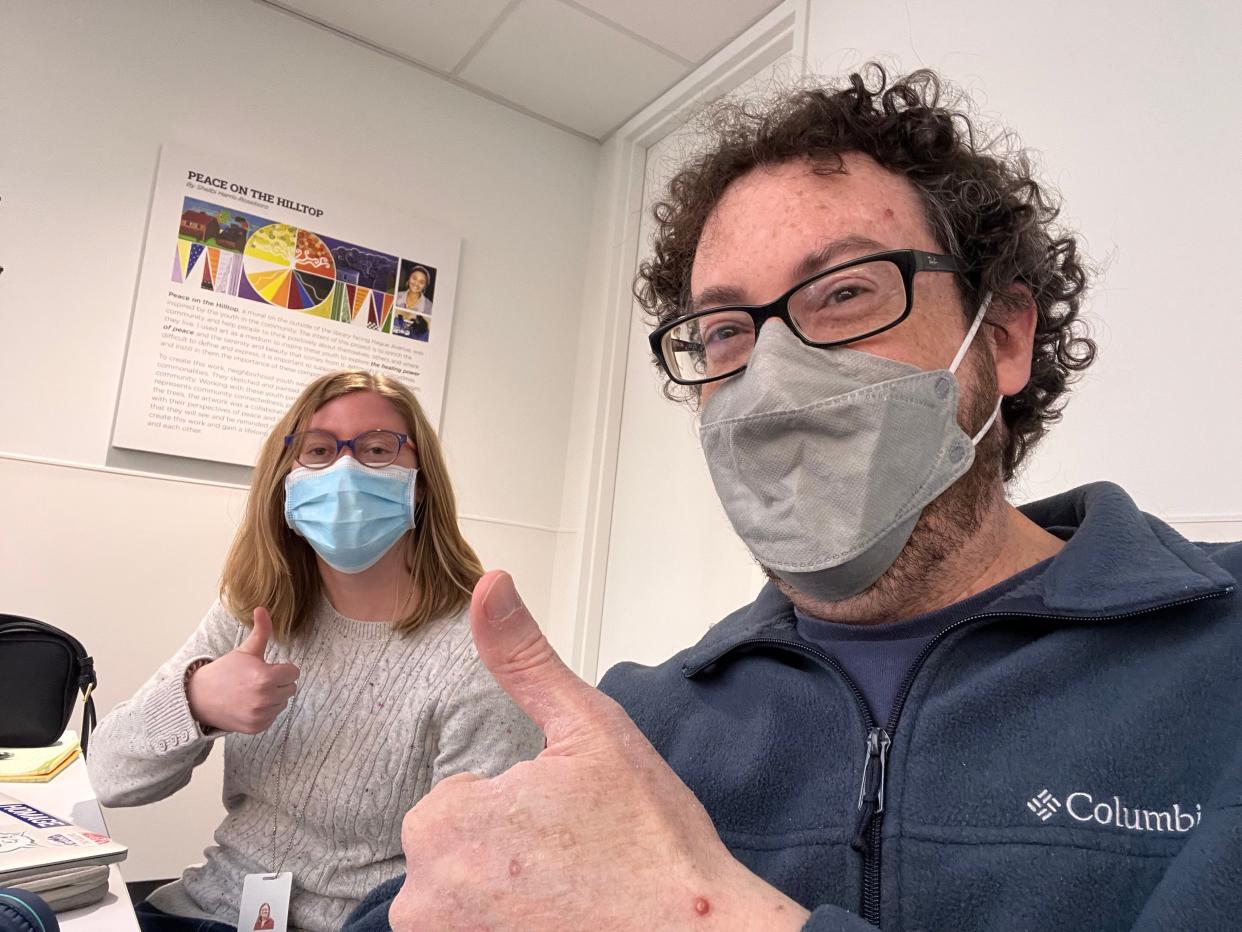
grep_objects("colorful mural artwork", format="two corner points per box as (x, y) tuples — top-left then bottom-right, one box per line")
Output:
(172, 197), (433, 336)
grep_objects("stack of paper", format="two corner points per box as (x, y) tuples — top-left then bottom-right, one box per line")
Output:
(0, 732), (81, 784)
(0, 792), (127, 912)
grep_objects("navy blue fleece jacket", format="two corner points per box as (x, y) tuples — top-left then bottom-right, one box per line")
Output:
(344, 483), (1242, 930)
(600, 482), (1242, 930)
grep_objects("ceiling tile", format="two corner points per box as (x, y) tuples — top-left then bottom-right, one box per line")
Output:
(570, 0), (783, 63)
(270, 0), (512, 73)
(459, 0), (688, 138)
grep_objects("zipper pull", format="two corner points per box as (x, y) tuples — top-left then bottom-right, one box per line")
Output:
(851, 727), (891, 853)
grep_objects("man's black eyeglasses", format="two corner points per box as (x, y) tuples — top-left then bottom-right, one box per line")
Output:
(648, 249), (966, 386)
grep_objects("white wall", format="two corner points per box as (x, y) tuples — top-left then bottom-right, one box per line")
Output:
(0, 0), (599, 879)
(805, 0), (1242, 527)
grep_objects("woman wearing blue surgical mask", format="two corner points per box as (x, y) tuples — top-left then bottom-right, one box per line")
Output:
(89, 371), (543, 932)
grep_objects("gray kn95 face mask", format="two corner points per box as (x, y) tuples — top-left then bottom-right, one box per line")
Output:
(699, 295), (999, 603)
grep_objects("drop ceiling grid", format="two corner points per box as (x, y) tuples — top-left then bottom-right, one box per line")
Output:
(259, 0), (785, 139)
(458, 0), (690, 140)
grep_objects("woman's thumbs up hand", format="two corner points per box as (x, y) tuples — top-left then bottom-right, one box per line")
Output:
(186, 607), (301, 734)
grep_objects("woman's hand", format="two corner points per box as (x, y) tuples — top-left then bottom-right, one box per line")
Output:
(185, 607), (300, 734)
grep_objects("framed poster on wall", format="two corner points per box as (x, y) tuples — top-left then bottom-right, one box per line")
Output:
(113, 145), (460, 466)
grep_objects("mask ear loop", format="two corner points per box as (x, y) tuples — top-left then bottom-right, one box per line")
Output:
(948, 291), (992, 375)
(948, 292), (1004, 447)
(971, 396), (1004, 446)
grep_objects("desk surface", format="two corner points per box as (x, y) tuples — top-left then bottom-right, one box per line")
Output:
(9, 756), (141, 932)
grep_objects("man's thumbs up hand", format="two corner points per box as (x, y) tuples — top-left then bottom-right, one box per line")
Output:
(186, 607), (300, 734)
(390, 571), (809, 931)
(469, 571), (624, 757)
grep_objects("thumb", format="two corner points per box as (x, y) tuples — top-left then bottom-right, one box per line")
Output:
(237, 606), (273, 658)
(471, 571), (605, 749)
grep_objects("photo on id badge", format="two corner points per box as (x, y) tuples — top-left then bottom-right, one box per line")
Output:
(240, 872), (292, 932)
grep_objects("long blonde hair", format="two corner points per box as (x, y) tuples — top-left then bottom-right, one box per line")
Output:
(221, 370), (483, 641)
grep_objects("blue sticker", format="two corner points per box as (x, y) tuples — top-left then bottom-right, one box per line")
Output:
(0, 803), (68, 830)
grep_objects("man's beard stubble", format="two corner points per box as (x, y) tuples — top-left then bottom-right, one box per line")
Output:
(767, 347), (1007, 624)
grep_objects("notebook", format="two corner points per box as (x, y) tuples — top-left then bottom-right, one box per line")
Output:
(0, 732), (81, 783)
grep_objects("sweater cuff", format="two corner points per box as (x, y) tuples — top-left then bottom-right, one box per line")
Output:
(141, 656), (221, 751)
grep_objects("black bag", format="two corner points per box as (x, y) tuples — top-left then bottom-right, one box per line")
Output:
(0, 615), (97, 756)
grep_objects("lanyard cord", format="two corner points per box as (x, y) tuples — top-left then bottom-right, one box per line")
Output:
(268, 587), (406, 874)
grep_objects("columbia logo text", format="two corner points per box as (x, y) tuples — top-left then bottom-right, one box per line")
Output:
(1026, 790), (1201, 833)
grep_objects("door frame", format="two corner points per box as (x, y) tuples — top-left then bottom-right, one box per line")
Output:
(563, 1), (808, 682)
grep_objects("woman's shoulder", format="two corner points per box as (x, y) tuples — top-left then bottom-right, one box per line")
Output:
(197, 597), (248, 644)
(203, 596), (244, 623)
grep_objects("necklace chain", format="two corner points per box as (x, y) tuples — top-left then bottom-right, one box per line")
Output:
(270, 626), (395, 874)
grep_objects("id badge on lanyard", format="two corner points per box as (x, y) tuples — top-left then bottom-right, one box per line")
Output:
(239, 872), (293, 932)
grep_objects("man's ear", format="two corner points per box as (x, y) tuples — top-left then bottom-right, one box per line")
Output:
(987, 283), (1037, 397)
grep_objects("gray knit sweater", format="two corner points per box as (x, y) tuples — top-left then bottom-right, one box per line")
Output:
(89, 598), (543, 931)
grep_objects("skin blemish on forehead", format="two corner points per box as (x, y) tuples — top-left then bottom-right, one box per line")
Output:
(507, 858), (522, 877)
(885, 207), (895, 219)
(694, 897), (711, 916)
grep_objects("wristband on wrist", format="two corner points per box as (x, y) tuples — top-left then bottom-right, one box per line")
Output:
(184, 657), (212, 729)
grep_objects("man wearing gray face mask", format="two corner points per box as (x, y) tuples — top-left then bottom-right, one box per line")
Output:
(351, 64), (1240, 932)
(611, 64), (1241, 929)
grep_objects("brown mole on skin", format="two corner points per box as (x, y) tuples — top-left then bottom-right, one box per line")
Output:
(694, 897), (710, 916)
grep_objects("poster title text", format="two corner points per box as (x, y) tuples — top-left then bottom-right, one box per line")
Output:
(186, 170), (324, 217)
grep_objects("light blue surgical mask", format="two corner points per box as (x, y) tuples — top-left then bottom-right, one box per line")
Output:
(284, 457), (418, 574)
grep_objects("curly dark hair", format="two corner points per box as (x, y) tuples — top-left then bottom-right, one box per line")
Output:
(635, 64), (1095, 480)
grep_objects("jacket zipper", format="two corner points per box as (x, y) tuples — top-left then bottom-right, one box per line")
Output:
(853, 726), (890, 923)
(693, 586), (1232, 927)
(713, 637), (886, 921)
